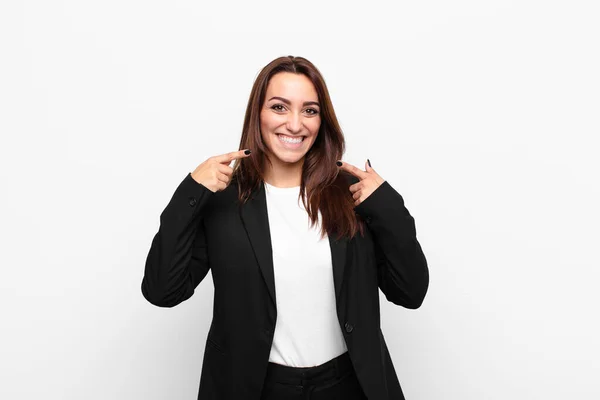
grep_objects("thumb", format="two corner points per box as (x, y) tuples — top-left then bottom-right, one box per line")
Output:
(365, 158), (372, 172)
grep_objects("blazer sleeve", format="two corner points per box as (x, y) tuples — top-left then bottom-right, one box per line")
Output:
(354, 180), (429, 309)
(141, 173), (214, 308)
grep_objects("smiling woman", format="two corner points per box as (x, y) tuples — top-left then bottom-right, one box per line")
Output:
(260, 73), (321, 167)
(232, 56), (363, 241)
(141, 55), (429, 400)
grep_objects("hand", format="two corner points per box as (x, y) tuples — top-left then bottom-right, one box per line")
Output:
(338, 159), (385, 207)
(191, 149), (252, 193)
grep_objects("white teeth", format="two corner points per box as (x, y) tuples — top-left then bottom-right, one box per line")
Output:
(278, 134), (303, 144)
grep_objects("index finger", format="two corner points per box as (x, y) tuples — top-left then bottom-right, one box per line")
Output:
(338, 161), (368, 180)
(214, 149), (252, 164)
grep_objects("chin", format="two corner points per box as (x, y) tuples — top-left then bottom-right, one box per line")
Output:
(273, 152), (306, 164)
(267, 137), (315, 164)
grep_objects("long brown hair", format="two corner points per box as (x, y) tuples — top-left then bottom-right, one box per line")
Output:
(231, 55), (365, 241)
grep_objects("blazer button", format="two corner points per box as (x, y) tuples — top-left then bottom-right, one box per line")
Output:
(189, 197), (197, 207)
(344, 322), (354, 333)
(365, 216), (372, 224)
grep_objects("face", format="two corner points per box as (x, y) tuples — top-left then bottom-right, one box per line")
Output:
(260, 72), (321, 167)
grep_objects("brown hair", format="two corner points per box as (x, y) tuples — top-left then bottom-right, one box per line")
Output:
(231, 55), (365, 241)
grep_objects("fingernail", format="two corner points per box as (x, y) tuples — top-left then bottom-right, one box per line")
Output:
(367, 159), (371, 167)
(336, 161), (342, 167)
(245, 149), (251, 155)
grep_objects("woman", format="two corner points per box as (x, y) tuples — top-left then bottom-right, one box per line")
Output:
(141, 56), (429, 400)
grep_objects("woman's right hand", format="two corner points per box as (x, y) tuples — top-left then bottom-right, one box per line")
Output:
(191, 149), (252, 193)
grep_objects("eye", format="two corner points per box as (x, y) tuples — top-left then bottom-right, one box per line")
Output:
(270, 104), (319, 115)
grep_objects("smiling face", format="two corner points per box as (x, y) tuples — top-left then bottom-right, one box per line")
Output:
(260, 72), (321, 170)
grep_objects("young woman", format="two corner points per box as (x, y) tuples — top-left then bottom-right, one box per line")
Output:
(141, 55), (429, 400)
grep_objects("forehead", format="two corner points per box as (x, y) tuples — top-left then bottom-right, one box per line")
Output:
(265, 72), (318, 101)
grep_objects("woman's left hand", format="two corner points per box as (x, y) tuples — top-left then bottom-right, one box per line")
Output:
(338, 159), (385, 207)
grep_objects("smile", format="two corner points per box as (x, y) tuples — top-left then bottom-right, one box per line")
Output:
(276, 133), (305, 149)
(277, 134), (305, 143)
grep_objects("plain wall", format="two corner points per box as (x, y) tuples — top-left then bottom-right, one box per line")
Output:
(1, 0), (598, 399)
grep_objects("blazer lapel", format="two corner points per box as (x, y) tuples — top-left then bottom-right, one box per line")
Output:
(239, 181), (276, 307)
(239, 181), (349, 308)
(329, 229), (348, 303)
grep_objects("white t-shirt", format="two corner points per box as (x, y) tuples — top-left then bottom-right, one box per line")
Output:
(264, 181), (348, 367)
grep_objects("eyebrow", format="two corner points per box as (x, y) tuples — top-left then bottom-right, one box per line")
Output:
(268, 96), (320, 107)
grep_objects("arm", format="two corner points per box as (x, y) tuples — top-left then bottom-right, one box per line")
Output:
(354, 180), (429, 309)
(141, 173), (213, 308)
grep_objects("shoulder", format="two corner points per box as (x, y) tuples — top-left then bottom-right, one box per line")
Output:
(193, 179), (240, 216)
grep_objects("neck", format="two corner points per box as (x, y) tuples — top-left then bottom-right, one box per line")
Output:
(264, 155), (303, 188)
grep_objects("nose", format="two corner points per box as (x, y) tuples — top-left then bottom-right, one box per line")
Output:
(285, 111), (302, 133)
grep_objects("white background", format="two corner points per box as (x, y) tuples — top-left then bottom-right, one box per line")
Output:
(1, 1), (599, 399)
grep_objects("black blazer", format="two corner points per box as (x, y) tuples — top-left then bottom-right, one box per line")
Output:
(141, 171), (429, 400)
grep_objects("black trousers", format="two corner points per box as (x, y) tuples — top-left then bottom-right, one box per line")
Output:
(260, 351), (368, 400)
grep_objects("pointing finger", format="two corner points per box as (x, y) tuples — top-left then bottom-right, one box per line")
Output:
(337, 160), (368, 180)
(214, 149), (252, 164)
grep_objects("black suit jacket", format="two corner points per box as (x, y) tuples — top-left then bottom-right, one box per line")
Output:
(141, 172), (429, 400)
